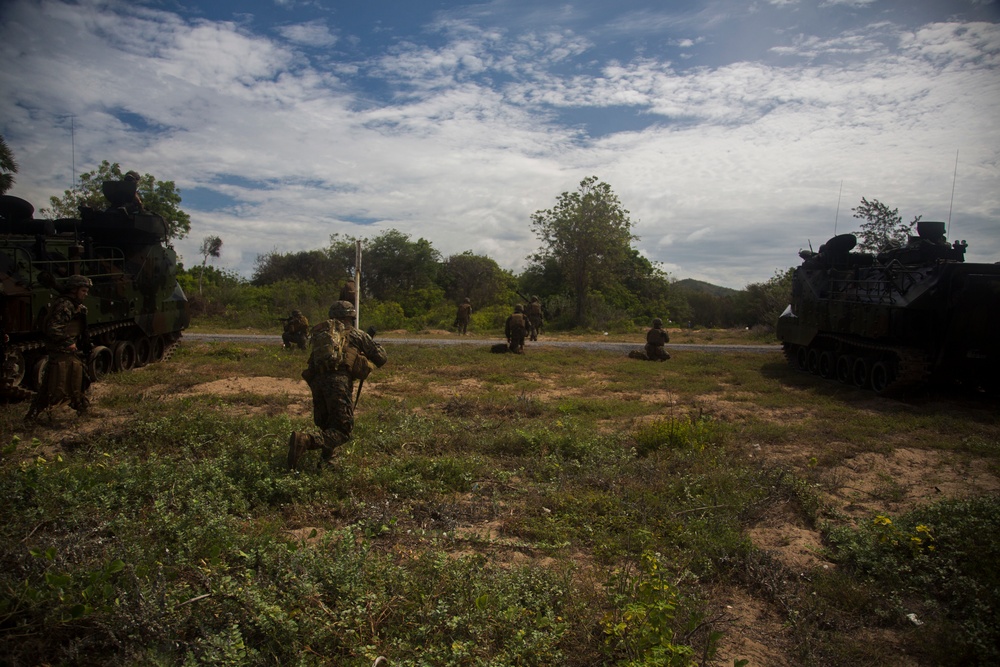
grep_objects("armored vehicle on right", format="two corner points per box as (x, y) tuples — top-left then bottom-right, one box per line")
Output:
(776, 221), (1000, 394)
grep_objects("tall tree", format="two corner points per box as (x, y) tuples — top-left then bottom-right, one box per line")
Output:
(198, 235), (223, 295)
(43, 160), (191, 239)
(361, 229), (441, 305)
(0, 134), (17, 194)
(529, 176), (636, 325)
(252, 248), (347, 286)
(440, 251), (513, 306)
(851, 197), (921, 254)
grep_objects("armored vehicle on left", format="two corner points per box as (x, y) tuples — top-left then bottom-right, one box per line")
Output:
(1, 181), (190, 401)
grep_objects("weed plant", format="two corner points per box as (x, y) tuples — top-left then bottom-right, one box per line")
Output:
(1, 340), (997, 666)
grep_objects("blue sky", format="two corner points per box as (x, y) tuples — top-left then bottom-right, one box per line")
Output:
(2, 0), (998, 289)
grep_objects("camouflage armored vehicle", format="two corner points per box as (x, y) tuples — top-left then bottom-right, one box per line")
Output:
(776, 221), (1000, 394)
(1, 180), (190, 400)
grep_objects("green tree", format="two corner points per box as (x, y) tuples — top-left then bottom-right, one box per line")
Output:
(198, 235), (223, 295)
(0, 134), (17, 194)
(851, 197), (921, 254)
(439, 251), (513, 307)
(362, 229), (442, 311)
(742, 267), (795, 328)
(252, 248), (347, 286)
(43, 160), (191, 239)
(529, 176), (636, 326)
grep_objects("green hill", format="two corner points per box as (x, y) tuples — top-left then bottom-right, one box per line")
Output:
(672, 278), (739, 297)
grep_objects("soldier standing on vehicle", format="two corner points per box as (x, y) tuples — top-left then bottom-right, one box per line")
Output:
(645, 318), (671, 361)
(455, 297), (472, 335)
(526, 296), (543, 341)
(505, 304), (528, 354)
(24, 275), (93, 422)
(288, 300), (387, 471)
(281, 310), (310, 350)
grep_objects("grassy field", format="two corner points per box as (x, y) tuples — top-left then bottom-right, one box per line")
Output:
(1, 337), (998, 666)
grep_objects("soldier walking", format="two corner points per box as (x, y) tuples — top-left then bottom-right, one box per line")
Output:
(454, 297), (472, 335)
(288, 301), (387, 470)
(526, 296), (543, 341)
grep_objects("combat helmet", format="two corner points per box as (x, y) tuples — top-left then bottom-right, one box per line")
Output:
(65, 275), (93, 290)
(124, 170), (141, 182)
(514, 304), (524, 313)
(291, 309), (301, 317)
(329, 300), (356, 320)
(530, 295), (539, 302)
(652, 318), (662, 328)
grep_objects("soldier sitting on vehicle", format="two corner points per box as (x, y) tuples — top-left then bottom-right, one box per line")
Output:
(281, 310), (310, 350)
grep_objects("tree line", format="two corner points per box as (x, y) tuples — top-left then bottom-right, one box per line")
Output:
(0, 137), (920, 335)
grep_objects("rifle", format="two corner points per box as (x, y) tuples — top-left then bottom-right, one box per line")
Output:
(353, 326), (378, 408)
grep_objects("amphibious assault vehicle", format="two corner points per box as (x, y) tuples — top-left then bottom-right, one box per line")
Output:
(1, 180), (190, 400)
(776, 221), (1000, 394)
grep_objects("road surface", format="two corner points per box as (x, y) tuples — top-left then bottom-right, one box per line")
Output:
(183, 333), (781, 354)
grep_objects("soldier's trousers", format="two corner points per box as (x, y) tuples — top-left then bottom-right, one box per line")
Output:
(645, 343), (670, 361)
(307, 371), (355, 458)
(29, 352), (89, 414)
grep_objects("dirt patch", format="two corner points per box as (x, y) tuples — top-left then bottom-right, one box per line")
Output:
(822, 447), (1000, 521)
(181, 376), (310, 398)
(710, 586), (793, 667)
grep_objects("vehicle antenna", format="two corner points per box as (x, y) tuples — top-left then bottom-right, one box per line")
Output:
(947, 149), (958, 236)
(834, 179), (843, 235)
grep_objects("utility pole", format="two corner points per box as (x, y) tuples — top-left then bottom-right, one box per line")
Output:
(354, 240), (362, 329)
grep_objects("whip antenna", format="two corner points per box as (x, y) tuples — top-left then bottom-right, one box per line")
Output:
(947, 150), (958, 236)
(834, 179), (843, 235)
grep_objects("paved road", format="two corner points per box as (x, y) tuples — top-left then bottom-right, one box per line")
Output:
(183, 332), (781, 354)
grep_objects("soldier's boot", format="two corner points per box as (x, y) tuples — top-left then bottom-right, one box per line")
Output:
(287, 431), (320, 470)
(317, 433), (347, 471)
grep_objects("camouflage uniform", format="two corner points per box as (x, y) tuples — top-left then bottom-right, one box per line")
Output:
(455, 298), (472, 335)
(505, 304), (528, 354)
(25, 276), (92, 420)
(644, 319), (671, 361)
(282, 310), (310, 350)
(339, 280), (357, 305)
(526, 296), (543, 341)
(288, 301), (387, 470)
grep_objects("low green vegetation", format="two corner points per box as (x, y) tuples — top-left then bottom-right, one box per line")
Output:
(1, 341), (997, 666)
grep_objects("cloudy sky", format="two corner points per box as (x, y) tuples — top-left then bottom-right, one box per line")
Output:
(2, 0), (998, 289)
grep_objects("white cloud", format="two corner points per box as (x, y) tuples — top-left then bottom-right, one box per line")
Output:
(1, 0), (997, 290)
(277, 20), (338, 47)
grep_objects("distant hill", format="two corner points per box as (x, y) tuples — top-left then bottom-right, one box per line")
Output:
(671, 278), (739, 297)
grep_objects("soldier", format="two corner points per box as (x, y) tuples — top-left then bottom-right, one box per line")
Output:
(525, 295), (544, 341)
(454, 297), (472, 335)
(24, 275), (93, 422)
(644, 318), (671, 361)
(281, 309), (310, 350)
(505, 304), (528, 354)
(288, 300), (387, 470)
(339, 279), (357, 305)
(123, 170), (145, 213)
